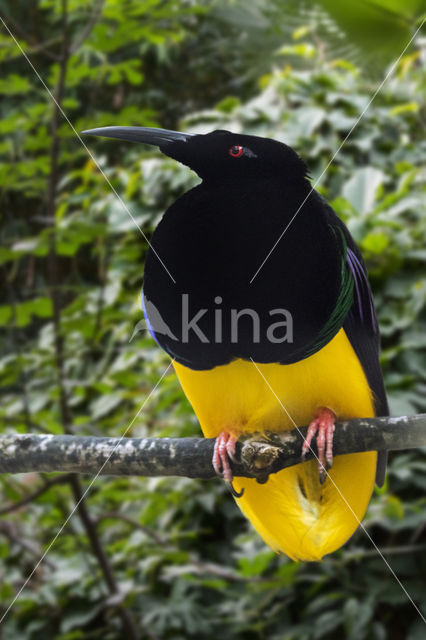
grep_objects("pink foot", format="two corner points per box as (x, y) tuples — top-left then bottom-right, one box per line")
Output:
(301, 407), (336, 484)
(213, 431), (237, 482)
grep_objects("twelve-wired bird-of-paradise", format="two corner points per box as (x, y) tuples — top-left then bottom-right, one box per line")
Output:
(83, 125), (389, 562)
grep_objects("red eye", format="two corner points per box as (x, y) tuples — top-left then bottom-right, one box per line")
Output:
(229, 145), (244, 158)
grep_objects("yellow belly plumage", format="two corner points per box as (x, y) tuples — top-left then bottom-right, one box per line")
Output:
(173, 328), (377, 561)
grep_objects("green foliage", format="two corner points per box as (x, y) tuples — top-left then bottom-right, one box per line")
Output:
(0, 1), (425, 639)
(317, 0), (426, 69)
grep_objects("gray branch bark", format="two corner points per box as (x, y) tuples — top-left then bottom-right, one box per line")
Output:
(0, 414), (425, 482)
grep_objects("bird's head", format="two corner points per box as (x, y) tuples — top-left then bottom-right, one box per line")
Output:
(82, 126), (308, 183)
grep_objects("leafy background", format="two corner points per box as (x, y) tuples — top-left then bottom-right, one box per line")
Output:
(0, 1), (425, 638)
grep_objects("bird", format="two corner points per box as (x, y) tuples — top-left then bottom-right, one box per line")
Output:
(83, 125), (388, 561)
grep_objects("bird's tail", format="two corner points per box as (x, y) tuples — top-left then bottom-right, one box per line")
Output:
(232, 451), (377, 561)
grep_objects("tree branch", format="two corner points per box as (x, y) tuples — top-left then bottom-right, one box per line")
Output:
(69, 0), (104, 54)
(0, 473), (74, 515)
(39, 3), (138, 637)
(1, 414), (424, 482)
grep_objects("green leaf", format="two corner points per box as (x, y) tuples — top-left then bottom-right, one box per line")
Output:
(0, 306), (12, 326)
(342, 167), (386, 214)
(0, 74), (31, 95)
(361, 231), (390, 254)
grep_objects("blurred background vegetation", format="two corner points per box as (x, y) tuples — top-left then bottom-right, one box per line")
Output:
(0, 1), (425, 638)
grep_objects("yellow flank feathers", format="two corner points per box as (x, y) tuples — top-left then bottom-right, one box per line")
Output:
(173, 328), (377, 561)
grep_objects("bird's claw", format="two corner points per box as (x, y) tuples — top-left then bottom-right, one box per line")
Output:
(301, 407), (336, 484)
(213, 431), (237, 481)
(226, 481), (245, 498)
(213, 432), (244, 496)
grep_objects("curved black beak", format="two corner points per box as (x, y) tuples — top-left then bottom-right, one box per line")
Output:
(81, 126), (194, 147)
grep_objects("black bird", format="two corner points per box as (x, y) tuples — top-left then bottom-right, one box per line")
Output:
(83, 126), (388, 561)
